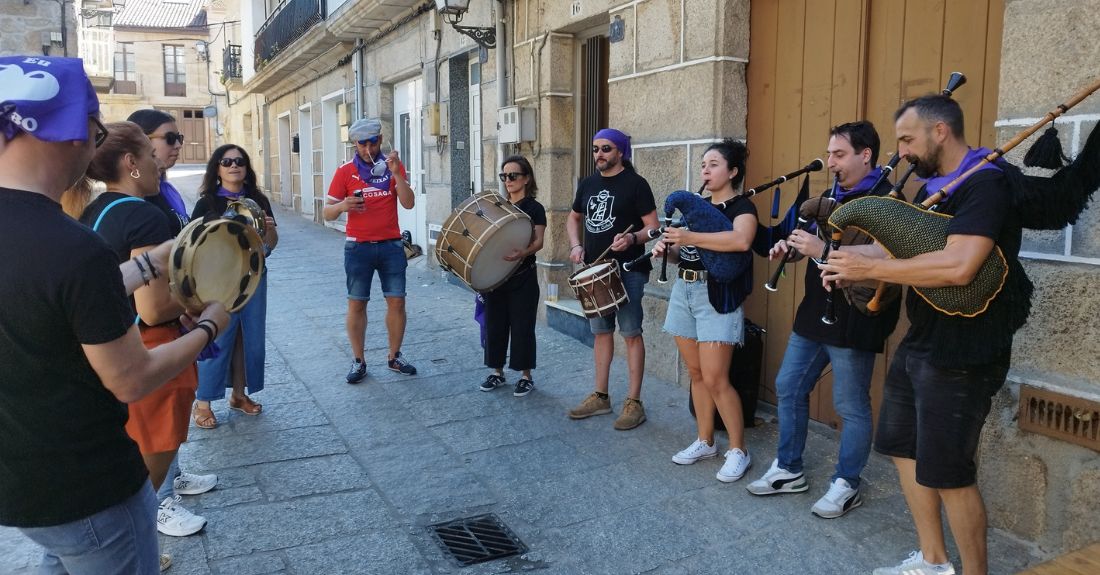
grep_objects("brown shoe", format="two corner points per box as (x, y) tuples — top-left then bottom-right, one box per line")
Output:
(613, 398), (646, 430)
(192, 404), (217, 429)
(160, 553), (172, 572)
(228, 395), (262, 416)
(568, 392), (612, 419)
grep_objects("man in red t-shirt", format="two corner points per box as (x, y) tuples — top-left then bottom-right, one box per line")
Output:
(323, 118), (417, 383)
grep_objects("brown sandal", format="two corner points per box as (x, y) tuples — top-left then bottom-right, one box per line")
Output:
(228, 395), (262, 416)
(192, 404), (217, 429)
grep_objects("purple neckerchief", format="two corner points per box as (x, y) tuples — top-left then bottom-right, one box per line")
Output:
(0, 56), (99, 142)
(159, 176), (188, 219)
(920, 147), (1002, 200)
(216, 185), (245, 200)
(835, 167), (883, 203)
(352, 153), (393, 192)
(178, 325), (222, 361)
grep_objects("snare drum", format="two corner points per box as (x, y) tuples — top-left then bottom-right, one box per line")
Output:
(568, 259), (628, 318)
(169, 217), (266, 313)
(435, 192), (533, 292)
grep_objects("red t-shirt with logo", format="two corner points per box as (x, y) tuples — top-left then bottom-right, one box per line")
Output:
(326, 159), (407, 242)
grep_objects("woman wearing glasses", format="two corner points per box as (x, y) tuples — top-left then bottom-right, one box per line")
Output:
(127, 109), (188, 233)
(190, 145), (277, 429)
(477, 155), (546, 396)
(68, 121), (211, 542)
(652, 138), (758, 483)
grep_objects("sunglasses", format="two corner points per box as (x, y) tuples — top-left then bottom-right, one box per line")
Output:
(150, 131), (185, 146)
(591, 144), (616, 154)
(357, 136), (380, 145)
(90, 115), (108, 148)
(219, 157), (247, 167)
(498, 172), (526, 182)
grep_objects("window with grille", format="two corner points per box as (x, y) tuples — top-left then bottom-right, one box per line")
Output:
(163, 45), (186, 97)
(113, 42), (136, 94)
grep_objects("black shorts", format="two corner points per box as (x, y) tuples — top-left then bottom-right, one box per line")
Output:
(873, 341), (1007, 489)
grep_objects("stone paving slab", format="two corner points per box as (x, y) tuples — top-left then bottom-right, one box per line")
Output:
(0, 168), (1042, 575)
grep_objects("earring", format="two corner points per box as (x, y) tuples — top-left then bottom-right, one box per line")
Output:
(130, 168), (140, 179)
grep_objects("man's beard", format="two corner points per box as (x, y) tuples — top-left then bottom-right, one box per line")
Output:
(597, 155), (620, 172)
(910, 143), (941, 180)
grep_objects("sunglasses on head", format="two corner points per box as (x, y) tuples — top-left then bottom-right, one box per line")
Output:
(90, 115), (108, 148)
(150, 131), (185, 146)
(357, 136), (380, 145)
(498, 171), (525, 182)
(591, 144), (616, 154)
(219, 157), (247, 167)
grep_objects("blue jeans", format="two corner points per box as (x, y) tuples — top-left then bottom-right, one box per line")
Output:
(20, 482), (159, 575)
(344, 239), (407, 300)
(775, 332), (876, 487)
(197, 272), (268, 401)
(588, 269), (647, 337)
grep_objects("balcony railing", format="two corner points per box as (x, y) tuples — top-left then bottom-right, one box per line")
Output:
(254, 0), (326, 73)
(223, 44), (242, 81)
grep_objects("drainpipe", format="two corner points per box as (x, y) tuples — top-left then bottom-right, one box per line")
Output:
(261, 96), (273, 194)
(354, 38), (364, 118)
(495, 0), (506, 195)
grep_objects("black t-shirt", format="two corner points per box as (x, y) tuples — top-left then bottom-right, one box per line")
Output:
(0, 188), (145, 528)
(191, 192), (276, 223)
(794, 181), (901, 353)
(78, 192), (174, 264)
(678, 195), (757, 271)
(571, 169), (657, 272)
(146, 191), (187, 237)
(513, 195), (547, 269)
(902, 169), (1030, 368)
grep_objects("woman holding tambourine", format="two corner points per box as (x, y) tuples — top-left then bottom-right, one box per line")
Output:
(190, 145), (278, 430)
(652, 139), (758, 483)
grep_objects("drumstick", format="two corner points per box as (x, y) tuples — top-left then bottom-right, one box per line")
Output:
(592, 224), (635, 263)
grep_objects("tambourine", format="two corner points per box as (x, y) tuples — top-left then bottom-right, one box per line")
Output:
(224, 197), (267, 237)
(169, 218), (266, 313)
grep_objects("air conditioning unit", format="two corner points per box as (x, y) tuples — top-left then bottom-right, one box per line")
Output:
(497, 106), (535, 144)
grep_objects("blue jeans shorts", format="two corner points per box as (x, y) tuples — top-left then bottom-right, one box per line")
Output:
(662, 277), (744, 345)
(588, 269), (647, 337)
(874, 341), (1007, 489)
(345, 239), (407, 301)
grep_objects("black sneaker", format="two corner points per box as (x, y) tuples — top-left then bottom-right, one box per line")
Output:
(387, 352), (417, 375)
(479, 373), (506, 392)
(513, 378), (534, 397)
(346, 359), (366, 384)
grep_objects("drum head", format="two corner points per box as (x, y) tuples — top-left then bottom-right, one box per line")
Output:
(170, 219), (264, 313)
(571, 262), (612, 281)
(468, 217), (532, 291)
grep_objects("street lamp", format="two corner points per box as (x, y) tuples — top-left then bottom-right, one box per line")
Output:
(434, 0), (495, 49)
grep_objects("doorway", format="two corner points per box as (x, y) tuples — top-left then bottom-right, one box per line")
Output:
(394, 77), (426, 248)
(298, 104), (314, 217)
(276, 112), (292, 208)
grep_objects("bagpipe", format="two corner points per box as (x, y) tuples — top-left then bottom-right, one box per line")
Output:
(828, 75), (1100, 317)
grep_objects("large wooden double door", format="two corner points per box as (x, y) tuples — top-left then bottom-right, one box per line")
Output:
(744, 0), (1005, 429)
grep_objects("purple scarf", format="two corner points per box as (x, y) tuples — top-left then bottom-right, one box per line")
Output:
(920, 147), (1001, 200)
(216, 185), (245, 200)
(158, 176), (188, 219)
(352, 153), (393, 192)
(835, 167), (883, 203)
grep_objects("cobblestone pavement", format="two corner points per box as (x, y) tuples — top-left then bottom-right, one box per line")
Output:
(0, 167), (1040, 574)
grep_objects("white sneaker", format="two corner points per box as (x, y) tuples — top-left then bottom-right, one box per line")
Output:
(716, 448), (752, 483)
(671, 438), (718, 465)
(173, 471), (218, 496)
(872, 551), (956, 575)
(157, 496), (207, 537)
(811, 478), (862, 518)
(746, 458), (809, 495)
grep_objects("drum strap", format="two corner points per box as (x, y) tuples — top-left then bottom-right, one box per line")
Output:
(92, 196), (144, 232)
(91, 196), (145, 326)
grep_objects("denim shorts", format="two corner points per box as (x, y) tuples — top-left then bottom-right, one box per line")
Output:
(874, 341), (1007, 489)
(588, 269), (647, 337)
(344, 239), (407, 300)
(662, 277), (744, 345)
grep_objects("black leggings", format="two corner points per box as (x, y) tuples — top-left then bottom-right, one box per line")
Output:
(483, 267), (539, 372)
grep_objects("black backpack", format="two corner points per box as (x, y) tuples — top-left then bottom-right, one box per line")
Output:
(688, 319), (765, 429)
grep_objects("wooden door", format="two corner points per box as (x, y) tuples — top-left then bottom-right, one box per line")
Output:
(178, 108), (208, 163)
(744, 0), (1004, 429)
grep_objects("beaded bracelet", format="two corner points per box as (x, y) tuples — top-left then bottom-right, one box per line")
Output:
(132, 257), (150, 286)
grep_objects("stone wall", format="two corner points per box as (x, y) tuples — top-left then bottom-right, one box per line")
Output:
(0, 0), (77, 58)
(977, 0), (1100, 555)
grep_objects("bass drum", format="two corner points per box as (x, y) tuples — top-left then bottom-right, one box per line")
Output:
(436, 192), (533, 292)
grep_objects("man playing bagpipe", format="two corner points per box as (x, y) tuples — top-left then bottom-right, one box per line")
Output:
(747, 122), (902, 519)
(821, 95), (1033, 575)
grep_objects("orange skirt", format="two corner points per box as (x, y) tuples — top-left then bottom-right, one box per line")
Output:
(126, 323), (198, 455)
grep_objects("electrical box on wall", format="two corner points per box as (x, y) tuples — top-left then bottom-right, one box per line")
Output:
(337, 102), (350, 126)
(497, 106), (535, 144)
(427, 102), (449, 136)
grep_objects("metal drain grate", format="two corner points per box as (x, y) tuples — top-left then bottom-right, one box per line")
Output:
(429, 513), (527, 567)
